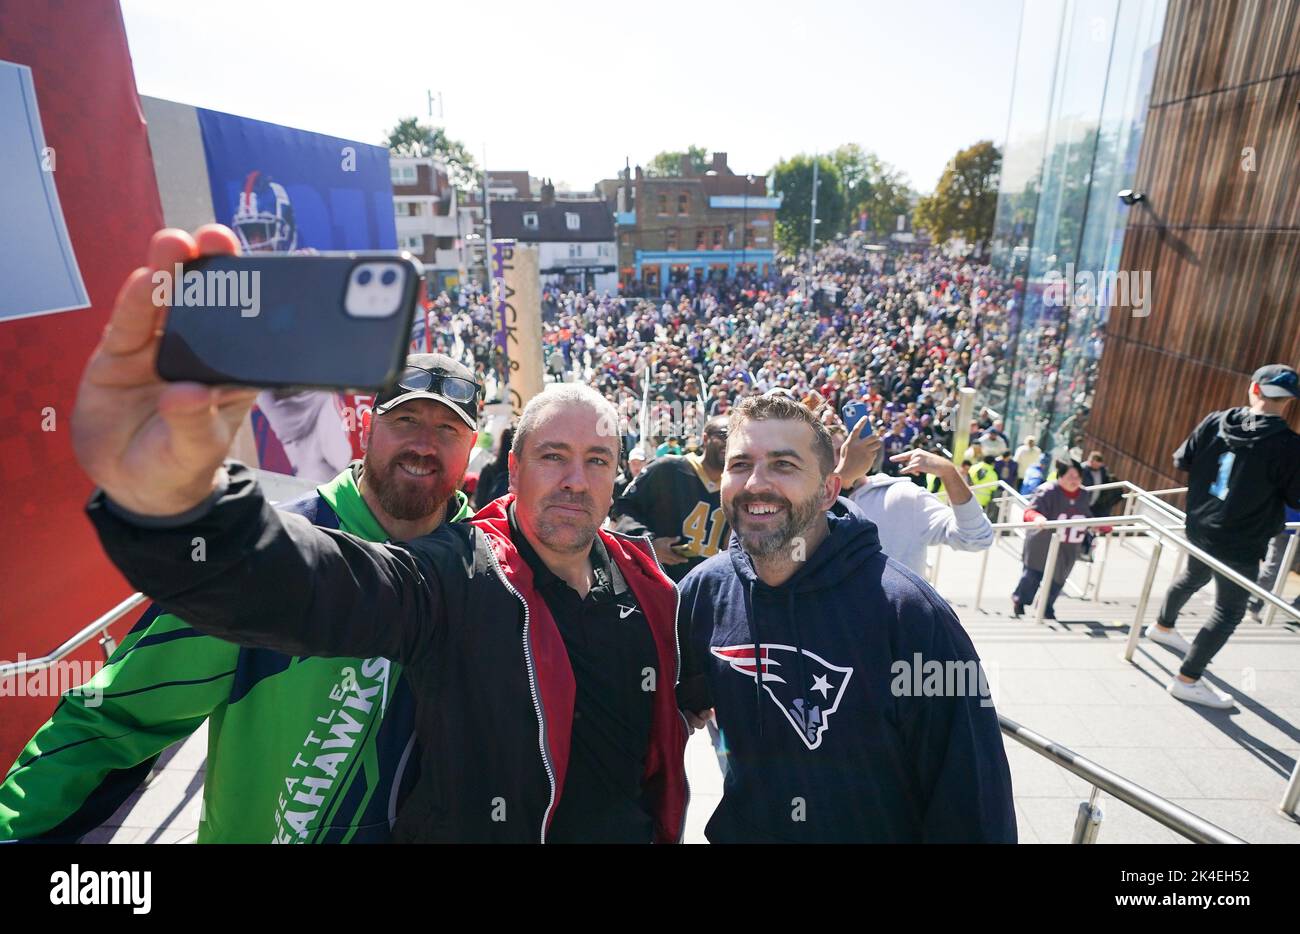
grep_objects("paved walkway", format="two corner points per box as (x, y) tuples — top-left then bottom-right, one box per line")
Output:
(687, 532), (1300, 843)
(89, 529), (1300, 844)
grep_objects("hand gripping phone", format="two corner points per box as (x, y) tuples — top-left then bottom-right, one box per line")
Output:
(155, 253), (421, 392)
(841, 401), (873, 437)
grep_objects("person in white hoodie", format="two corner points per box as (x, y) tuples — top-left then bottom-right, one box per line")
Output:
(849, 447), (995, 577)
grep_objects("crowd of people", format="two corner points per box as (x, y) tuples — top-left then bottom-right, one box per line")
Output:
(427, 241), (1029, 487)
(3, 218), (1297, 852)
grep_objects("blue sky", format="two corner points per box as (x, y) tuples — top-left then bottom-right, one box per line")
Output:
(120, 0), (1023, 194)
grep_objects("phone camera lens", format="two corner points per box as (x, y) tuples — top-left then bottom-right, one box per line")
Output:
(381, 269), (398, 286)
(357, 269), (373, 286)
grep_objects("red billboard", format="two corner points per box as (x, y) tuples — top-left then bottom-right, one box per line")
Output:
(0, 1), (165, 763)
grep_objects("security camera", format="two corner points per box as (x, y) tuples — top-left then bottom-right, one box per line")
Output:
(1117, 189), (1145, 206)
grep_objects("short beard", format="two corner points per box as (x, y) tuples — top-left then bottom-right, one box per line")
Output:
(725, 489), (825, 558)
(533, 492), (599, 554)
(369, 453), (455, 522)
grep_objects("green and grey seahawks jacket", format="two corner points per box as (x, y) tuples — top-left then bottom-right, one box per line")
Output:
(0, 466), (469, 843)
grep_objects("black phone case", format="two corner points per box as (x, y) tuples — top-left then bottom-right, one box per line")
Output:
(155, 253), (420, 393)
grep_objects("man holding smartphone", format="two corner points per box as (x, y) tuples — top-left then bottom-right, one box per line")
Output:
(67, 225), (686, 843)
(1, 352), (478, 843)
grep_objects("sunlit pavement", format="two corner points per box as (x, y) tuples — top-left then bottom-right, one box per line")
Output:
(89, 532), (1300, 844)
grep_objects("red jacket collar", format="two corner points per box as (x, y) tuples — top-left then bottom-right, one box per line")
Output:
(471, 493), (687, 842)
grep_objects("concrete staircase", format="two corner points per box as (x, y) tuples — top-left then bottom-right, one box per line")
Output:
(88, 532), (1300, 844)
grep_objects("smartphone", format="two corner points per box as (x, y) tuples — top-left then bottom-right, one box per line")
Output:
(670, 539), (696, 558)
(841, 402), (872, 436)
(156, 253), (421, 392)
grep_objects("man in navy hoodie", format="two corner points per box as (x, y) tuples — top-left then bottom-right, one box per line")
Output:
(677, 394), (1016, 843)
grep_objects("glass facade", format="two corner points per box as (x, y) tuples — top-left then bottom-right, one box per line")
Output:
(988, 0), (1166, 455)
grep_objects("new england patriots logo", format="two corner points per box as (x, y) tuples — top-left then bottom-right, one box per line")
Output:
(711, 644), (853, 750)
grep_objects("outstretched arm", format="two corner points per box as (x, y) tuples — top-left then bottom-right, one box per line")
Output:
(72, 226), (444, 665)
(87, 464), (445, 664)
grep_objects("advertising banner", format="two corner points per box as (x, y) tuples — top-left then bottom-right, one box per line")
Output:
(0, 60), (90, 322)
(494, 242), (544, 420)
(193, 108), (398, 479)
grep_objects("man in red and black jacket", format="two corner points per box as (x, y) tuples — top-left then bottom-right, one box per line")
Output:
(73, 226), (687, 843)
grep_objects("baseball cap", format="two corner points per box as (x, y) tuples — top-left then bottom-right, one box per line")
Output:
(1252, 364), (1299, 399)
(374, 353), (480, 429)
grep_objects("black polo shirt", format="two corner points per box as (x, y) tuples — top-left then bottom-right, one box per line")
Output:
(507, 505), (659, 843)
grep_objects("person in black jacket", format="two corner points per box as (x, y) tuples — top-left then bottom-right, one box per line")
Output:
(473, 426), (514, 511)
(1147, 365), (1300, 709)
(70, 225), (687, 843)
(609, 444), (646, 517)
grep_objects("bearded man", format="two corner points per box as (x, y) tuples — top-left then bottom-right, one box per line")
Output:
(675, 393), (1017, 843)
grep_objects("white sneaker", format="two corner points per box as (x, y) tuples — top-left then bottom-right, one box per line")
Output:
(1145, 625), (1191, 654)
(1167, 678), (1235, 709)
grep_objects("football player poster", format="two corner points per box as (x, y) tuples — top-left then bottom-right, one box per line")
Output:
(195, 107), (399, 481)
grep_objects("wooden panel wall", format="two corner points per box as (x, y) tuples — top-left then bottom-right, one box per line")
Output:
(1085, 0), (1300, 498)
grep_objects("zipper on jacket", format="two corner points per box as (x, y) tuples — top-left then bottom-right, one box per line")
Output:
(483, 539), (557, 844)
(612, 528), (692, 842)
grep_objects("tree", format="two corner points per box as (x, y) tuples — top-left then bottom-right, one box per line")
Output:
(384, 117), (480, 194)
(913, 140), (1002, 252)
(646, 145), (710, 177)
(831, 143), (914, 238)
(831, 143), (873, 222)
(771, 154), (844, 254)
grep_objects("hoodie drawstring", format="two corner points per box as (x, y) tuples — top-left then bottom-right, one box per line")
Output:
(743, 579), (762, 737)
(745, 584), (813, 739)
(787, 590), (812, 731)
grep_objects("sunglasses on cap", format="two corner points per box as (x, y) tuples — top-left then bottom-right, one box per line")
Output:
(394, 365), (481, 403)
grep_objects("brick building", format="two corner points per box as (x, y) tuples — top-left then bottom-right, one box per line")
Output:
(597, 152), (782, 294)
(389, 155), (464, 291)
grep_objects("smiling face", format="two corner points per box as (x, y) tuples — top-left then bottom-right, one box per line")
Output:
(722, 417), (839, 558)
(364, 398), (475, 521)
(509, 402), (619, 555)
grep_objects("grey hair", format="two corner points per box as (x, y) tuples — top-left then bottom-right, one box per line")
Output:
(511, 384), (621, 456)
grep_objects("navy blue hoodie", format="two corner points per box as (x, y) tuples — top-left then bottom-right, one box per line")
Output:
(677, 498), (1016, 843)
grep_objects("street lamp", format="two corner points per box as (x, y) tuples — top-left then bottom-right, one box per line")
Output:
(806, 158), (820, 306)
(741, 173), (754, 285)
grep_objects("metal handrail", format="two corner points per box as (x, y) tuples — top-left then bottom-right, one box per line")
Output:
(0, 592), (147, 679)
(1262, 530), (1300, 627)
(978, 514), (1300, 626)
(931, 477), (1023, 505)
(975, 516), (1150, 616)
(997, 479), (1031, 506)
(1147, 486), (1189, 498)
(1097, 481), (1186, 523)
(981, 510), (1300, 818)
(1122, 518), (1300, 657)
(999, 714), (1245, 844)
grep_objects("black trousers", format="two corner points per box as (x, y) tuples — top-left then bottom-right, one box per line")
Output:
(1157, 551), (1259, 680)
(1014, 567), (1064, 615)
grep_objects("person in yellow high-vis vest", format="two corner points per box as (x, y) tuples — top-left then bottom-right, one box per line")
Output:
(969, 456), (998, 516)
